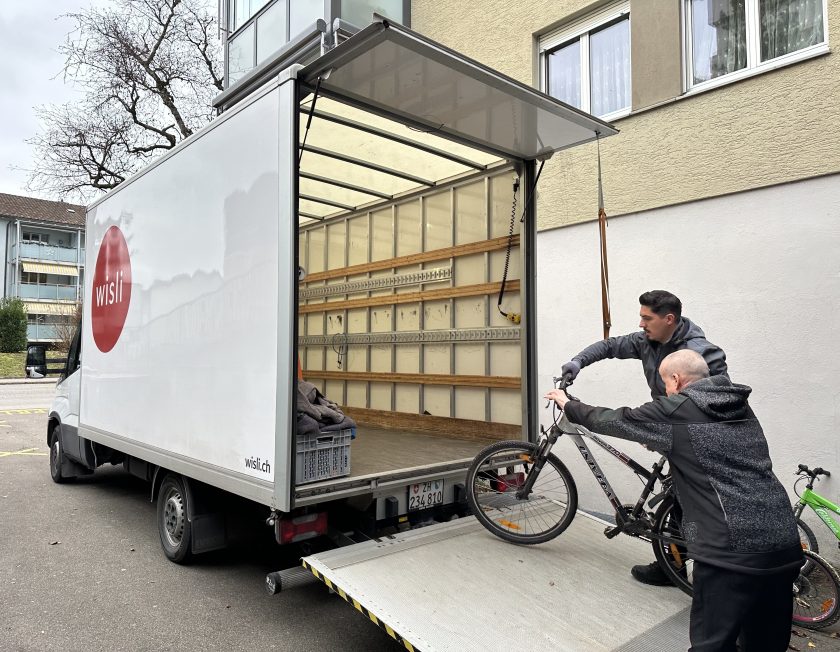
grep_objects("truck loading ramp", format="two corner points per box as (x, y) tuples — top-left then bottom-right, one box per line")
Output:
(302, 512), (691, 651)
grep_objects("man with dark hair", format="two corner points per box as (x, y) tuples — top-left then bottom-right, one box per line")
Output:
(546, 350), (802, 652)
(560, 290), (728, 584)
(562, 290), (727, 400)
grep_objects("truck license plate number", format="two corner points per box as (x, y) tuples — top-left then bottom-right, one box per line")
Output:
(408, 479), (444, 511)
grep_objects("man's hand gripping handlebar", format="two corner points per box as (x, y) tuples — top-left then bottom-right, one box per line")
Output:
(544, 372), (578, 410)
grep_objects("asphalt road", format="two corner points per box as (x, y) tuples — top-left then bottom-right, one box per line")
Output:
(0, 385), (401, 652)
(0, 380), (58, 410)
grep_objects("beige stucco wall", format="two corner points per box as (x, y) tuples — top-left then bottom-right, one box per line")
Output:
(412, 0), (840, 229)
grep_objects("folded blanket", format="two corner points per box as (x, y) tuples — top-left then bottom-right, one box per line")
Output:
(296, 413), (321, 436)
(297, 380), (345, 424)
(319, 415), (357, 433)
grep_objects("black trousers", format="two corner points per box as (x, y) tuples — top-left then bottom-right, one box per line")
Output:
(688, 561), (799, 652)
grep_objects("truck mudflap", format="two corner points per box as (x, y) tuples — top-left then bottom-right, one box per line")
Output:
(301, 513), (692, 652)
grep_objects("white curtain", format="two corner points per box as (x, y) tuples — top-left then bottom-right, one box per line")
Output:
(760, 0), (824, 60)
(547, 40), (582, 110)
(590, 18), (630, 116)
(692, 0), (748, 83)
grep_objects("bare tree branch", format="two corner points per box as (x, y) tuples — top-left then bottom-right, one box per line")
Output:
(27, 0), (222, 201)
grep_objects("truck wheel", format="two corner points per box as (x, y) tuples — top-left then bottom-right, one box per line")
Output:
(49, 426), (70, 484)
(157, 474), (193, 564)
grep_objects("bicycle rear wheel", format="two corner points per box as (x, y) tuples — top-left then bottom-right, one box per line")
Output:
(651, 495), (694, 597)
(792, 549), (840, 629)
(466, 440), (578, 545)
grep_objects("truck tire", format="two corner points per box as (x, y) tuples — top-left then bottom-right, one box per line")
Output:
(49, 426), (71, 484)
(157, 474), (193, 564)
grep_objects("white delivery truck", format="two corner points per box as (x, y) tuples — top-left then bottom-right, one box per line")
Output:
(46, 20), (692, 650)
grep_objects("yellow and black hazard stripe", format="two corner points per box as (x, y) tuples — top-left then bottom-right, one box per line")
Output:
(301, 560), (419, 652)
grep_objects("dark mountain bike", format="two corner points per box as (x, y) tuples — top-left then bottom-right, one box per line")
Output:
(465, 374), (693, 596)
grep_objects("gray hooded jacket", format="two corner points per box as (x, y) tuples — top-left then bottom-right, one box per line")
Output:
(564, 376), (802, 574)
(572, 317), (728, 398)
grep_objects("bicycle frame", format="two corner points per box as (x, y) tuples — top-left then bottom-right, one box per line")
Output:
(558, 414), (668, 529)
(796, 489), (840, 541)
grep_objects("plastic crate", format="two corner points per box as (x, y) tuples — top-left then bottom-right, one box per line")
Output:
(296, 429), (352, 485)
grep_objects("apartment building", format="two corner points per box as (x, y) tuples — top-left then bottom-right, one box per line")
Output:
(412, 0), (840, 516)
(0, 193), (85, 344)
(219, 0), (410, 91)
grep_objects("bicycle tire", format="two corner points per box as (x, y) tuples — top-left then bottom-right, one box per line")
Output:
(466, 440), (578, 545)
(651, 495), (694, 597)
(796, 518), (819, 575)
(792, 549), (840, 629)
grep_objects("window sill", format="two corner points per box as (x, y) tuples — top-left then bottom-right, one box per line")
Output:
(599, 107), (631, 123)
(618, 43), (831, 122)
(683, 43), (830, 99)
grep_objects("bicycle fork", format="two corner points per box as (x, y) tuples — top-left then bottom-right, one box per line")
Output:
(515, 425), (561, 500)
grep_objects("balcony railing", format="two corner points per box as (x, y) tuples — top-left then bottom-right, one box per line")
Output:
(15, 242), (85, 265)
(19, 283), (78, 301)
(27, 323), (61, 341)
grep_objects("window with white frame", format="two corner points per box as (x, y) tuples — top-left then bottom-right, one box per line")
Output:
(540, 2), (631, 119)
(226, 0), (322, 85)
(685, 0), (827, 88)
(225, 0), (409, 87)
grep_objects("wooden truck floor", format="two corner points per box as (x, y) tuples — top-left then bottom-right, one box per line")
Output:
(302, 512), (692, 652)
(349, 426), (489, 477)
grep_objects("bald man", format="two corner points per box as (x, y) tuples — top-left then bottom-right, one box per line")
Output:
(546, 350), (802, 652)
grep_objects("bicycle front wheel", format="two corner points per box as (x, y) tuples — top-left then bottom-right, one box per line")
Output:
(466, 440), (578, 545)
(792, 549), (840, 629)
(796, 518), (819, 575)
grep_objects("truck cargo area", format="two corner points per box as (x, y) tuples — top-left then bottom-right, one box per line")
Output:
(301, 513), (692, 652)
(293, 88), (524, 505)
(290, 20), (615, 507)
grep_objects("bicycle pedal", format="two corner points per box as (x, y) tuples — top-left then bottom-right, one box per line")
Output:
(603, 525), (622, 539)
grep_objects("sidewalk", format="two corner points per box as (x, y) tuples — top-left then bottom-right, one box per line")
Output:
(793, 626), (840, 650)
(0, 377), (58, 385)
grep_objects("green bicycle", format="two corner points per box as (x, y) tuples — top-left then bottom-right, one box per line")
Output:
(793, 464), (840, 559)
(790, 464), (840, 629)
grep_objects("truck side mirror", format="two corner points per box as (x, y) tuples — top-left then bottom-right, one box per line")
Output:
(25, 345), (47, 378)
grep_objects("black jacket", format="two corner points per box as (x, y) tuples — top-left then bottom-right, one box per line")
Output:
(564, 376), (802, 574)
(572, 317), (728, 398)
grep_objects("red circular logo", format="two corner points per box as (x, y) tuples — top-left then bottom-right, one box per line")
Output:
(91, 226), (132, 352)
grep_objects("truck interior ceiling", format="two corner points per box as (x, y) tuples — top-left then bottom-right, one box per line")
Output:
(294, 91), (526, 493)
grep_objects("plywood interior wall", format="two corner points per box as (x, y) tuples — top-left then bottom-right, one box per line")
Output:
(298, 170), (524, 428)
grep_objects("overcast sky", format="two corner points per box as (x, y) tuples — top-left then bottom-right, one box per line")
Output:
(0, 1), (89, 199)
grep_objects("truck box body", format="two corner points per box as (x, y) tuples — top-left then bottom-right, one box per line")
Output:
(69, 20), (616, 519)
(82, 76), (292, 507)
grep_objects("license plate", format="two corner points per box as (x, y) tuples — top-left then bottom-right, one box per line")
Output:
(408, 479), (444, 511)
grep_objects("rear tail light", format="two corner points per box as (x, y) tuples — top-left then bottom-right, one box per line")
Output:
(277, 512), (328, 544)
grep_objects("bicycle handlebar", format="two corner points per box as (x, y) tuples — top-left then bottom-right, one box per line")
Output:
(797, 464), (831, 479)
(552, 373), (575, 391)
(546, 374), (578, 409)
